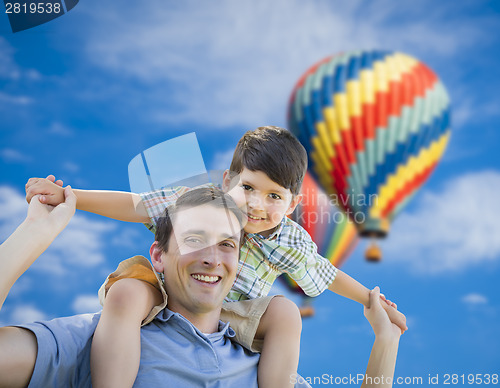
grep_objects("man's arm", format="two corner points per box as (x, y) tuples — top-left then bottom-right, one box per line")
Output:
(1, 186), (76, 308)
(25, 176), (149, 223)
(0, 327), (38, 388)
(361, 287), (401, 388)
(0, 186), (77, 388)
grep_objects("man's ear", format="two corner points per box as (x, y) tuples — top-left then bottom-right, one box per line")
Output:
(222, 169), (231, 192)
(150, 241), (164, 273)
(285, 194), (303, 216)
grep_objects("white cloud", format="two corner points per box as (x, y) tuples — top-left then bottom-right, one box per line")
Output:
(109, 227), (145, 249)
(0, 148), (31, 164)
(9, 305), (48, 325)
(451, 97), (474, 131)
(30, 214), (116, 275)
(0, 38), (42, 82)
(382, 170), (500, 274)
(0, 186), (28, 238)
(24, 69), (42, 81)
(0, 186), (117, 276)
(462, 293), (488, 306)
(72, 295), (102, 314)
(449, 74), (500, 126)
(62, 161), (80, 173)
(5, 276), (33, 298)
(81, 0), (490, 128)
(0, 37), (20, 81)
(210, 148), (234, 171)
(48, 121), (74, 137)
(0, 92), (33, 105)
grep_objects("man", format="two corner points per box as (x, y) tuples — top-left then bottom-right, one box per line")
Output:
(0, 185), (400, 388)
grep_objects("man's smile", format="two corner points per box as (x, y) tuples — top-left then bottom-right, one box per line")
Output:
(191, 273), (222, 284)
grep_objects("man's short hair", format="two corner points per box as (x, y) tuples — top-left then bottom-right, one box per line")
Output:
(229, 126), (308, 196)
(155, 187), (245, 253)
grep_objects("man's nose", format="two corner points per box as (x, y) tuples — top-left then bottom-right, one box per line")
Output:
(201, 245), (221, 267)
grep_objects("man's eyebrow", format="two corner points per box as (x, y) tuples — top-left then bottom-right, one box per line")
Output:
(178, 230), (239, 241)
(220, 233), (240, 241)
(178, 229), (207, 236)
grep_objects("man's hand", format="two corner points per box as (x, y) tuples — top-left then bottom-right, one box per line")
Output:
(27, 186), (76, 234)
(25, 175), (65, 206)
(364, 287), (402, 340)
(379, 293), (408, 334)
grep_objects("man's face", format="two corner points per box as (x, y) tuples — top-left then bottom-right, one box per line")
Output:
(153, 204), (241, 318)
(224, 167), (302, 237)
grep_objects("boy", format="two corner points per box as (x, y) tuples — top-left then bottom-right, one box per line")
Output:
(26, 126), (406, 388)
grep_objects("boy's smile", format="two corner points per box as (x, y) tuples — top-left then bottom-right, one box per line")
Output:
(224, 168), (302, 237)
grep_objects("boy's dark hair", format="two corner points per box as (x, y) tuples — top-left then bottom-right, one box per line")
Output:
(155, 187), (245, 253)
(229, 126), (307, 196)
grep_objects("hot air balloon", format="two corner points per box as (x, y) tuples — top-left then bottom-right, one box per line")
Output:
(280, 172), (358, 317)
(5, 0), (80, 33)
(288, 50), (451, 261)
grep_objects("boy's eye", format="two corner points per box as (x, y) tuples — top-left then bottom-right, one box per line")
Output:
(242, 184), (253, 191)
(269, 193), (282, 200)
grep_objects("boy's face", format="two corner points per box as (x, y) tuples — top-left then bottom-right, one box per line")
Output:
(223, 168), (302, 237)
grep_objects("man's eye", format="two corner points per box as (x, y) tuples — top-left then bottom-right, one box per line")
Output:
(220, 241), (236, 249)
(185, 237), (203, 246)
(269, 193), (282, 200)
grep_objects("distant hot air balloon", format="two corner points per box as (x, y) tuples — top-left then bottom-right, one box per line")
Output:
(280, 172), (358, 317)
(288, 50), (451, 261)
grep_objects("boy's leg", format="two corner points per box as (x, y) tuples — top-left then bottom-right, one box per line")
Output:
(255, 297), (302, 388)
(90, 278), (163, 388)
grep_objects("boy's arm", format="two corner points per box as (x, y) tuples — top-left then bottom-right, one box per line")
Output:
(71, 189), (149, 223)
(327, 270), (370, 306)
(25, 177), (149, 223)
(328, 270), (408, 333)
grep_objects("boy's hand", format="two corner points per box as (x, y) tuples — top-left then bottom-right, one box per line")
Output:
(379, 293), (408, 334)
(25, 175), (66, 206)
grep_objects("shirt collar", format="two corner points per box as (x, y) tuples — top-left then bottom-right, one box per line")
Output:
(156, 308), (235, 339)
(246, 216), (286, 241)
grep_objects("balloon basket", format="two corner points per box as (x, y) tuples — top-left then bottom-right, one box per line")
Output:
(365, 241), (382, 262)
(299, 305), (315, 318)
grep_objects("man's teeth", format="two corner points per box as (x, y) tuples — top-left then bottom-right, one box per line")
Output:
(192, 274), (220, 283)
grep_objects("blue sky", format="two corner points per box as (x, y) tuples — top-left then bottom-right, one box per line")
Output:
(1, 1), (500, 386)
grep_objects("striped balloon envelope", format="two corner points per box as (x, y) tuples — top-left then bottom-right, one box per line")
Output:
(288, 50), (451, 260)
(280, 172), (359, 317)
